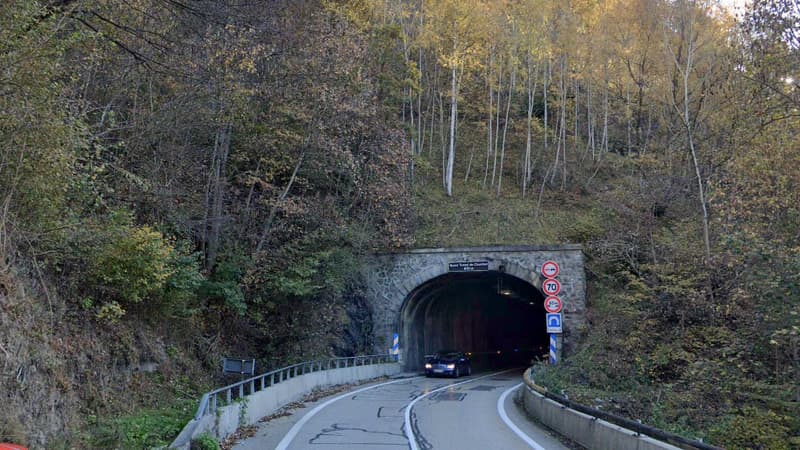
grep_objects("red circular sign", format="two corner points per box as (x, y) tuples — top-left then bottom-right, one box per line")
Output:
(541, 261), (560, 278)
(542, 279), (561, 296)
(544, 296), (563, 313)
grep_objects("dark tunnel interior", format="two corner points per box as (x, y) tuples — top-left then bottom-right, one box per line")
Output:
(399, 271), (547, 371)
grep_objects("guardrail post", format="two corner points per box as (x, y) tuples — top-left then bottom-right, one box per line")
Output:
(226, 388), (232, 404)
(211, 394), (217, 413)
(239, 383), (244, 398)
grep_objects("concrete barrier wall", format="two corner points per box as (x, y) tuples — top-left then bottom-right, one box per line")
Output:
(171, 363), (402, 449)
(520, 384), (683, 450)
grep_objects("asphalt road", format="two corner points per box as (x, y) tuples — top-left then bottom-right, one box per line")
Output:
(233, 368), (571, 450)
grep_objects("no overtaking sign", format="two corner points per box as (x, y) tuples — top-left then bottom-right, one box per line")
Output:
(541, 260), (560, 278)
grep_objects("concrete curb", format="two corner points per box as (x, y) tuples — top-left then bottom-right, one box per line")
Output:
(520, 369), (721, 450)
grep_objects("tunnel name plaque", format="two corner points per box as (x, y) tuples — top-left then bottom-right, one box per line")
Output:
(448, 261), (489, 272)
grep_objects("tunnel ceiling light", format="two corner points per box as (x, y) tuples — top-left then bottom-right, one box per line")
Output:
(500, 289), (513, 296)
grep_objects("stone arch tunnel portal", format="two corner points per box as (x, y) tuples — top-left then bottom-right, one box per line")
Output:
(399, 271), (548, 371)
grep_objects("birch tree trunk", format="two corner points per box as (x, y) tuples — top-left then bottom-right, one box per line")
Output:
(445, 62), (457, 196)
(523, 57), (538, 197)
(491, 66), (503, 188)
(497, 65), (515, 198)
(483, 51), (494, 188)
(543, 59), (549, 164)
(668, 0), (712, 267)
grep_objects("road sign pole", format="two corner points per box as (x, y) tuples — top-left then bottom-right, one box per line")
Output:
(391, 333), (400, 361)
(549, 334), (557, 365)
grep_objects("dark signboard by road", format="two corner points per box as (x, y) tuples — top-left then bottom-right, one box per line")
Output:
(223, 358), (256, 376)
(448, 261), (490, 272)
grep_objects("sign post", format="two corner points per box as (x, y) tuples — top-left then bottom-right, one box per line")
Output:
(391, 333), (400, 361)
(541, 261), (562, 365)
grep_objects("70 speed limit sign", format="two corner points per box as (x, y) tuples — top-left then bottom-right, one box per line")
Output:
(542, 279), (561, 296)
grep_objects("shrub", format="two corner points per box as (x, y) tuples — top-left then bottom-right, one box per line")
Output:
(191, 432), (220, 450)
(89, 400), (196, 449)
(78, 212), (203, 319)
(88, 223), (174, 304)
(709, 407), (792, 450)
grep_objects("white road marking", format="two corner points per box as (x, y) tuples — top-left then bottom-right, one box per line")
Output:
(403, 369), (519, 450)
(275, 376), (421, 450)
(497, 383), (548, 450)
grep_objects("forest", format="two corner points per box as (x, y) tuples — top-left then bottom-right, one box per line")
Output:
(0, 0), (797, 448)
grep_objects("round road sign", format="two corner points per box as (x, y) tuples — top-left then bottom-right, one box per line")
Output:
(542, 279), (561, 296)
(544, 296), (563, 313)
(541, 260), (560, 278)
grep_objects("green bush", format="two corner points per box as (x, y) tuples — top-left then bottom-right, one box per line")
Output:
(191, 432), (220, 450)
(88, 222), (174, 304)
(80, 212), (204, 318)
(198, 257), (246, 315)
(709, 407), (792, 450)
(88, 400), (196, 449)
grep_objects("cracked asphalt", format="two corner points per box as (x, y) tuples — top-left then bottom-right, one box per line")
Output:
(232, 369), (570, 450)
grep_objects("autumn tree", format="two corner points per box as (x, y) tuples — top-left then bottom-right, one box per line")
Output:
(420, 0), (488, 196)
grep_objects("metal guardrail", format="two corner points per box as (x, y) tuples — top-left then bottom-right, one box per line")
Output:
(523, 368), (723, 450)
(194, 354), (395, 420)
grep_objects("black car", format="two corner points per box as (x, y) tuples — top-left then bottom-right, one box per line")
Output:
(424, 350), (472, 377)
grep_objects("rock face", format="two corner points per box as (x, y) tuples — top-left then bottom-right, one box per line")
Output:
(363, 246), (586, 368)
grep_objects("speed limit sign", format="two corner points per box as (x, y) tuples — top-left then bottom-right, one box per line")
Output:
(542, 279), (561, 296)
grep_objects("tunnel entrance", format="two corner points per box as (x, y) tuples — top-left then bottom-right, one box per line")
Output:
(399, 271), (547, 371)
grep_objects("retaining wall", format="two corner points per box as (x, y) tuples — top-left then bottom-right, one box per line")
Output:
(171, 363), (402, 449)
(520, 386), (682, 450)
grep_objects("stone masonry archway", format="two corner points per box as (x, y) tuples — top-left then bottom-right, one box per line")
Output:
(363, 246), (586, 370)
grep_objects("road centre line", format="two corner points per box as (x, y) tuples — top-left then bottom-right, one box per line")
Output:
(497, 383), (548, 450)
(275, 376), (422, 450)
(403, 368), (520, 450)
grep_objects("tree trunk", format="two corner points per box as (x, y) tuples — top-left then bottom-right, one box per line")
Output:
(483, 51), (494, 188)
(205, 123), (231, 271)
(668, 2), (713, 267)
(491, 66), (503, 188)
(445, 63), (457, 196)
(543, 59), (549, 167)
(254, 151), (305, 256)
(523, 57), (538, 197)
(497, 65), (515, 198)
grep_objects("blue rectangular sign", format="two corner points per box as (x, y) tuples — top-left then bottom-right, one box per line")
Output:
(546, 313), (563, 334)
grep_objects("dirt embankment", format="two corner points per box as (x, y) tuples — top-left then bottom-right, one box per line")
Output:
(0, 255), (216, 449)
